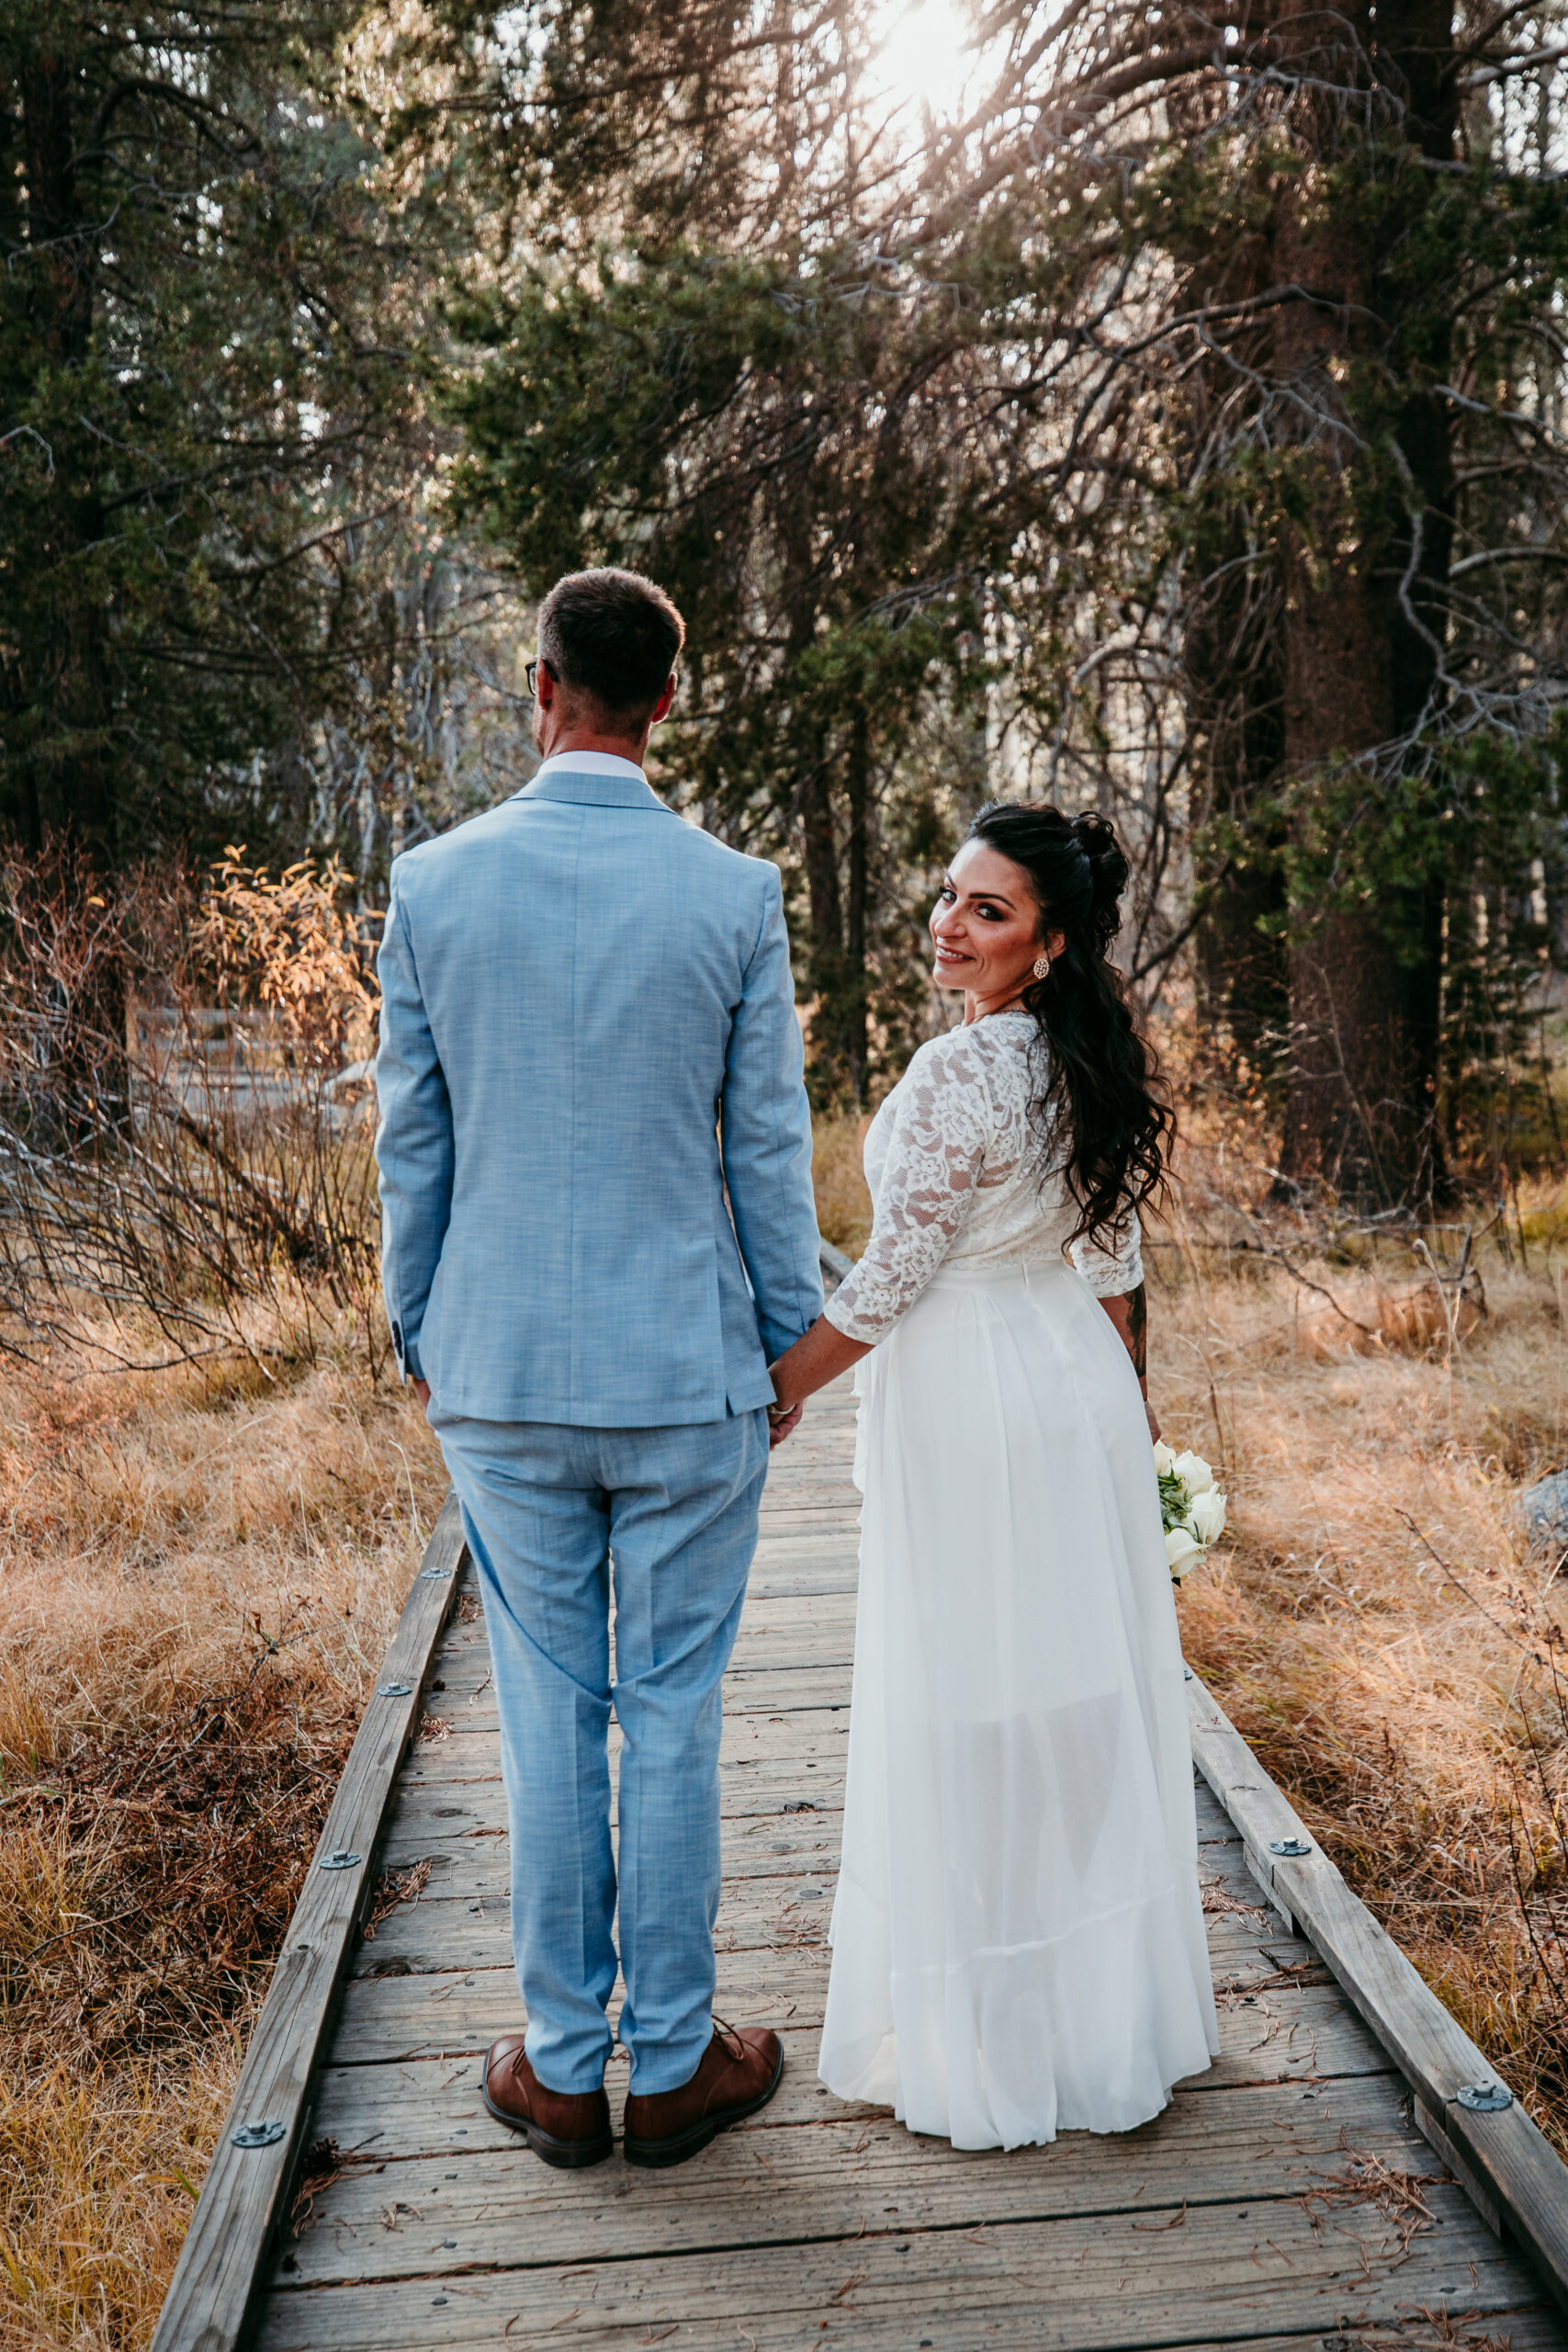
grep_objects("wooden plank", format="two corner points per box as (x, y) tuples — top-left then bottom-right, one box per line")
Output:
(324, 1913), (1332, 2067)
(349, 1860), (1310, 1980)
(406, 1711), (852, 1770)
(419, 1657), (853, 1718)
(349, 1898), (1322, 1986)
(254, 2180), (1541, 2351)
(354, 1836), (1323, 1973)
(423, 1601), (862, 1666)
(287, 1984), (1396, 2173)
(150, 1493), (468, 2352)
(326, 1952), (829, 2065)
(349, 1841), (1314, 1974)
(279, 2074), (1427, 2288)
(358, 1820), (1312, 1975)
(1189, 1671), (1568, 2312)
(377, 1758), (849, 1861)
(818, 1235), (853, 1283)
(355, 1836), (847, 1946)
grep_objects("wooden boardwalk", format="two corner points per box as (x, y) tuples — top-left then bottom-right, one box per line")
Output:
(164, 1374), (1568, 2352)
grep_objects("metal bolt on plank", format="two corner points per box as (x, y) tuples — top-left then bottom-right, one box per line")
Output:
(1458, 2082), (1514, 2111)
(231, 2120), (287, 2149)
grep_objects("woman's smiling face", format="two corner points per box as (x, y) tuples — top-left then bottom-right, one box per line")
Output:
(930, 840), (1057, 1017)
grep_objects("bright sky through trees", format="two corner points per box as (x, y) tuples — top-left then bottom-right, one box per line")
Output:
(874, 0), (973, 123)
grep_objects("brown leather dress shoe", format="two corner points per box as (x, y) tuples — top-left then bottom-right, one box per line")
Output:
(622, 2021), (784, 2168)
(480, 2036), (613, 2168)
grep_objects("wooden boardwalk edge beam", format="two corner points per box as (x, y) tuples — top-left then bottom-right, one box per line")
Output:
(1188, 1669), (1568, 2312)
(149, 1489), (468, 2352)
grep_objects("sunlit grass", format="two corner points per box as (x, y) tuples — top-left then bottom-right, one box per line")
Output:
(1159, 1200), (1568, 2150)
(0, 2048), (234, 2352)
(0, 1309), (446, 2351)
(811, 1109), (874, 1256)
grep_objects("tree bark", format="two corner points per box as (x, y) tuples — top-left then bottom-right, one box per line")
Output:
(1177, 164), (1290, 1080)
(15, 37), (118, 862)
(842, 698), (870, 1103)
(1273, 0), (1454, 1205)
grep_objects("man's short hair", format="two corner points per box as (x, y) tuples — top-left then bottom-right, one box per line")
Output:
(536, 568), (685, 729)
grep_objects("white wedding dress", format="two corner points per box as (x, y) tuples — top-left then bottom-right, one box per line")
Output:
(817, 1010), (1219, 2150)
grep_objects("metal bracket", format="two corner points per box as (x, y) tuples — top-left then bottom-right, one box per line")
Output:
(1457, 2082), (1514, 2112)
(231, 2120), (287, 2150)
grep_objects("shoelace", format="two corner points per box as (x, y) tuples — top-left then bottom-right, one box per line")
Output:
(711, 2014), (748, 2063)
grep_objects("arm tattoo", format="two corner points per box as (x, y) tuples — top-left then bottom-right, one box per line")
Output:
(1125, 1282), (1147, 1380)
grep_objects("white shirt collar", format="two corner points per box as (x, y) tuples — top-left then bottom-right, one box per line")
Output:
(531, 750), (647, 783)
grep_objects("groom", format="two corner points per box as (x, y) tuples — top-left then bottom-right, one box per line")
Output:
(375, 567), (822, 2169)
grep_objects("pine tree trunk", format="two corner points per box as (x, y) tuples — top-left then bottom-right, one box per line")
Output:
(1272, 0), (1453, 1205)
(842, 700), (870, 1104)
(17, 39), (118, 862)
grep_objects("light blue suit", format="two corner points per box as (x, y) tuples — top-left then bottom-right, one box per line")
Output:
(375, 759), (821, 2095)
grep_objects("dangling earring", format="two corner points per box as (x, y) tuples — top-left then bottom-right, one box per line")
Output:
(1032, 952), (1052, 980)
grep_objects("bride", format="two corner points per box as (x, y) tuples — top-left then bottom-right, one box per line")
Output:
(765, 800), (1219, 2152)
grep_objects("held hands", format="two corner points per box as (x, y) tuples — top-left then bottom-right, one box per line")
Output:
(766, 1399), (803, 1449)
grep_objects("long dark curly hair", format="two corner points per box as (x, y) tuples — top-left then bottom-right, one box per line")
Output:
(966, 800), (1171, 1251)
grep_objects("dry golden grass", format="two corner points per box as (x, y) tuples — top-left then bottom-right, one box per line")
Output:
(811, 1110), (875, 1257)
(1156, 1205), (1568, 2153)
(0, 1311), (446, 2351)
(0, 2046), (235, 2350)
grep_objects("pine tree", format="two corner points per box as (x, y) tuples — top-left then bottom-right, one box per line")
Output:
(0, 2), (434, 865)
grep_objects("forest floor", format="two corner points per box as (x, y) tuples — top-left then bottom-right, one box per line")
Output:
(2, 1125), (1566, 2350)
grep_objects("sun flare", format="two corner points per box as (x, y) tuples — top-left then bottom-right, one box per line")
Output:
(876, 0), (974, 122)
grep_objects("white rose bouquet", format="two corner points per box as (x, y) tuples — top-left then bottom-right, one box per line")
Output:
(1155, 1442), (1227, 1581)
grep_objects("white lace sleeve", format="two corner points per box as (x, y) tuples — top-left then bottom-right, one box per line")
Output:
(824, 1035), (998, 1345)
(1068, 1211), (1145, 1297)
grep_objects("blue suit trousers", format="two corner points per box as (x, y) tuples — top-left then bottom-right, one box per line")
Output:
(431, 1408), (770, 2096)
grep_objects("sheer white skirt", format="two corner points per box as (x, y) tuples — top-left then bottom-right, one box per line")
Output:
(818, 1259), (1219, 2151)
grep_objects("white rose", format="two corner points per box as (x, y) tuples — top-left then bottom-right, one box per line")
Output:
(1166, 1524), (1203, 1577)
(1187, 1487), (1227, 1545)
(1171, 1450), (1215, 1497)
(1153, 1441), (1176, 1476)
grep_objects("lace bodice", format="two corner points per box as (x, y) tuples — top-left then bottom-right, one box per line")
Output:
(824, 1012), (1143, 1346)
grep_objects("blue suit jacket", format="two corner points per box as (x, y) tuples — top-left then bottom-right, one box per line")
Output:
(374, 766), (822, 1424)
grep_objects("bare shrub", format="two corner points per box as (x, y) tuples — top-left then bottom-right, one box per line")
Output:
(0, 842), (384, 1376)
